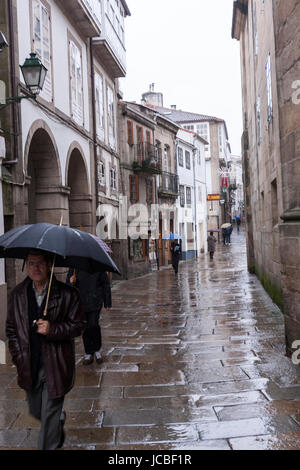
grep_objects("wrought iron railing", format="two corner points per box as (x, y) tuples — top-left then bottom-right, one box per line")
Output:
(158, 172), (179, 195)
(132, 143), (162, 172)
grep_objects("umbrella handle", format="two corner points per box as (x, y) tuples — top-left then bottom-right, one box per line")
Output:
(43, 254), (56, 317)
(43, 216), (62, 317)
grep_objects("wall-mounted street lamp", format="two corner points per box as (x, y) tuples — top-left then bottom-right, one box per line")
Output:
(0, 52), (47, 110)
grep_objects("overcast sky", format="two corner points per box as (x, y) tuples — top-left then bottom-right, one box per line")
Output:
(120, 0), (243, 156)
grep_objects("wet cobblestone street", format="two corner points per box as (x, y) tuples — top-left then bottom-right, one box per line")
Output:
(2, 229), (300, 450)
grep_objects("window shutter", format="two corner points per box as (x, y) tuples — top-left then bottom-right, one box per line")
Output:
(127, 120), (133, 145)
(130, 175), (139, 202)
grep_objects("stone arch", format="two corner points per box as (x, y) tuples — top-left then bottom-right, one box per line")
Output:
(25, 120), (68, 225)
(66, 142), (93, 232)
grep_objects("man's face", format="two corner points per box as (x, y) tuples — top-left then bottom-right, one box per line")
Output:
(26, 255), (49, 284)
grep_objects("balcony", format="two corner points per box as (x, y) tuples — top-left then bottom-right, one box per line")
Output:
(132, 144), (162, 174)
(158, 172), (179, 199)
(54, 0), (101, 37)
(93, 14), (126, 77)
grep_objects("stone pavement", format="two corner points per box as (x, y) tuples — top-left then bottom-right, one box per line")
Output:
(2, 228), (300, 450)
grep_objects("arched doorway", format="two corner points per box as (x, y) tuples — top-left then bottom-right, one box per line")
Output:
(26, 125), (66, 225)
(67, 145), (92, 232)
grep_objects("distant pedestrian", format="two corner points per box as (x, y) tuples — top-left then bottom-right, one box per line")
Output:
(67, 269), (112, 365)
(225, 224), (233, 245)
(207, 232), (217, 260)
(171, 241), (181, 275)
(236, 216), (241, 232)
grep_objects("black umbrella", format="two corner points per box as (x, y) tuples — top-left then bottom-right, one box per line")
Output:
(0, 223), (120, 275)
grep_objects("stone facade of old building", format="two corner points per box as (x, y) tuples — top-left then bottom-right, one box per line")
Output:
(118, 101), (180, 279)
(232, 0), (300, 354)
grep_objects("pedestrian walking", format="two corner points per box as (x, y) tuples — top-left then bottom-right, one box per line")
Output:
(207, 232), (217, 260)
(6, 249), (85, 450)
(225, 224), (233, 245)
(235, 216), (241, 232)
(67, 268), (112, 365)
(171, 241), (181, 275)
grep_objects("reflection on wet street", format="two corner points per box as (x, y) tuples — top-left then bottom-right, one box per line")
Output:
(2, 229), (300, 450)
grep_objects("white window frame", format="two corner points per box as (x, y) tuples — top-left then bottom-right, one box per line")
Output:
(266, 53), (273, 122)
(95, 72), (105, 137)
(107, 85), (115, 144)
(32, 0), (52, 102)
(69, 39), (83, 126)
(110, 167), (117, 191)
(196, 123), (210, 153)
(98, 161), (105, 186)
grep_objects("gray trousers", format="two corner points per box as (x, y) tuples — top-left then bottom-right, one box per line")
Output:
(26, 367), (65, 450)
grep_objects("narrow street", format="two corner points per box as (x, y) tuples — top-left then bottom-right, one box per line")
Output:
(2, 228), (300, 450)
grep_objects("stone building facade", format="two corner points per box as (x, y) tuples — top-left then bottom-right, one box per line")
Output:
(0, 0), (130, 338)
(232, 0), (300, 354)
(118, 101), (179, 279)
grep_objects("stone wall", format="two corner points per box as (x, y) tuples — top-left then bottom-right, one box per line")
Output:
(273, 0), (300, 354)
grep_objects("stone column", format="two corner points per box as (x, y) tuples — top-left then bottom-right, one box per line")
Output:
(0, 136), (7, 341)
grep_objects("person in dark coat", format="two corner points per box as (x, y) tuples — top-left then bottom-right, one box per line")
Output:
(6, 250), (85, 450)
(207, 232), (217, 260)
(67, 268), (112, 365)
(171, 241), (181, 275)
(225, 224), (233, 245)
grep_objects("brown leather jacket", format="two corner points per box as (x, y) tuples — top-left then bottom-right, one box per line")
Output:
(6, 276), (85, 399)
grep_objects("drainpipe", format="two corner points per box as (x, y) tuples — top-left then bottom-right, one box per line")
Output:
(5, 0), (19, 165)
(192, 145), (198, 258)
(89, 38), (99, 228)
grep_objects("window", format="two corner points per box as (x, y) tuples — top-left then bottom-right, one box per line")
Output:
(178, 147), (184, 167)
(146, 178), (154, 204)
(107, 86), (115, 142)
(136, 126), (143, 157)
(185, 151), (191, 169)
(110, 168), (117, 191)
(179, 185), (185, 207)
(196, 123), (210, 152)
(32, 0), (52, 102)
(129, 238), (147, 260)
(186, 187), (192, 207)
(164, 146), (169, 172)
(95, 72), (104, 135)
(218, 126), (223, 154)
(130, 175), (139, 202)
(266, 53), (273, 121)
(98, 161), (105, 186)
(127, 120), (134, 145)
(257, 96), (261, 144)
(183, 125), (194, 131)
(69, 39), (83, 125)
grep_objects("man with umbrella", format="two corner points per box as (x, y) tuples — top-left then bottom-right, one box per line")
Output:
(1, 222), (120, 449)
(6, 248), (86, 450)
